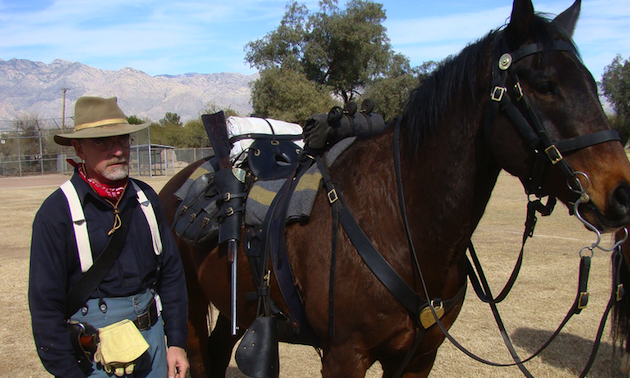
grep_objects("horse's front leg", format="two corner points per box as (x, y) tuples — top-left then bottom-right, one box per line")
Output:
(320, 342), (372, 378)
(379, 302), (464, 378)
(182, 249), (212, 377)
(379, 349), (437, 378)
(207, 311), (243, 377)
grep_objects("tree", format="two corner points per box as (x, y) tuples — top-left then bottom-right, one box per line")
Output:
(13, 115), (45, 155)
(200, 102), (241, 118)
(245, 0), (392, 105)
(250, 67), (338, 124)
(363, 57), (439, 122)
(148, 112), (186, 146)
(148, 122), (184, 147)
(127, 115), (149, 125)
(159, 112), (182, 127)
(182, 119), (210, 148)
(601, 55), (630, 144)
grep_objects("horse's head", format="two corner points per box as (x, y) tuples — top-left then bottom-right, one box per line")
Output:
(487, 0), (630, 232)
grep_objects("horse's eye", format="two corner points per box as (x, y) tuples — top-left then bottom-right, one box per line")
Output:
(535, 82), (554, 95)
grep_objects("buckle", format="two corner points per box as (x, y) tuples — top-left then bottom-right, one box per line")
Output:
(491, 86), (506, 102)
(578, 292), (589, 310)
(419, 301), (445, 329)
(514, 82), (524, 101)
(133, 299), (158, 331)
(544, 145), (563, 164)
(327, 189), (338, 204)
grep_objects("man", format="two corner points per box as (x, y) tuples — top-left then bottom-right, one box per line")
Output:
(29, 96), (190, 378)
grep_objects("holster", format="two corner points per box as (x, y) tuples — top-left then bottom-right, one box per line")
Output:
(214, 168), (247, 243)
(67, 321), (99, 374)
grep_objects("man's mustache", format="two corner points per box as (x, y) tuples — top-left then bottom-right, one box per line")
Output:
(106, 158), (128, 167)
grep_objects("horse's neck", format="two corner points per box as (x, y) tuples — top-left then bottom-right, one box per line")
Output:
(399, 120), (501, 256)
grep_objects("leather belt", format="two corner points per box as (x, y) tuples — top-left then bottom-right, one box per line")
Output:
(132, 298), (158, 331)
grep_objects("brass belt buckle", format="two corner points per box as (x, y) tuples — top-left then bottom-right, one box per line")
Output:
(420, 301), (445, 329)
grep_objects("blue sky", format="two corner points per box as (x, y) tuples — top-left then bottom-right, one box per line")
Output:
(0, 0), (628, 81)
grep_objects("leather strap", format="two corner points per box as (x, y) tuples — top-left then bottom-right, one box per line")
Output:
(316, 155), (466, 320)
(132, 298), (159, 331)
(230, 133), (303, 143)
(260, 154), (321, 346)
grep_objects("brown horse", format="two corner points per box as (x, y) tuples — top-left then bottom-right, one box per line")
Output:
(160, 0), (630, 376)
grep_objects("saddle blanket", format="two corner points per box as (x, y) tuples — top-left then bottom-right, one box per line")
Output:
(174, 137), (355, 227)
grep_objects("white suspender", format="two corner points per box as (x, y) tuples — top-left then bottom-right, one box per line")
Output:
(60, 180), (163, 273)
(130, 181), (164, 315)
(131, 181), (162, 257)
(61, 181), (93, 273)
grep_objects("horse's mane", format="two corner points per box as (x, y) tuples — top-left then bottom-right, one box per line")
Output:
(401, 13), (579, 154)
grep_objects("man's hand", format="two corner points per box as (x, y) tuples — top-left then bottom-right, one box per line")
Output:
(167, 346), (190, 378)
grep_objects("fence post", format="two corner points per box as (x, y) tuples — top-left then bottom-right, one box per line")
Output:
(38, 128), (44, 175)
(17, 134), (22, 177)
(165, 149), (169, 176)
(147, 127), (152, 178)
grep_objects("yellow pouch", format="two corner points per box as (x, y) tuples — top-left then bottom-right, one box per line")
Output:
(97, 319), (149, 364)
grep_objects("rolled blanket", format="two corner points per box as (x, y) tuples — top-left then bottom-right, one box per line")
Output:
(227, 116), (305, 165)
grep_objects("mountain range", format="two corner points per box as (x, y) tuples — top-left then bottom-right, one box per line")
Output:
(0, 58), (257, 131)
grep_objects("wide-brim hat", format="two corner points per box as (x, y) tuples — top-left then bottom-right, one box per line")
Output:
(54, 96), (150, 146)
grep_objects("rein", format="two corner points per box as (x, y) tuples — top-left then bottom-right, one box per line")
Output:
(394, 118), (627, 377)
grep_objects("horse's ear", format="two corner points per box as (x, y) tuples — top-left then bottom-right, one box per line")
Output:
(506, 0), (535, 37)
(551, 0), (581, 37)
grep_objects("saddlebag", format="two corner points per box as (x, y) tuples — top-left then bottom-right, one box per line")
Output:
(172, 171), (221, 246)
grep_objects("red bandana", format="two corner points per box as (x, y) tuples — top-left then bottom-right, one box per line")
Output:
(67, 159), (128, 202)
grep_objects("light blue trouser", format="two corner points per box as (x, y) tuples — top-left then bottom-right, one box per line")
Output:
(70, 289), (167, 378)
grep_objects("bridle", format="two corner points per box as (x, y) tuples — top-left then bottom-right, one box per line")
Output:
(394, 31), (627, 377)
(482, 31), (620, 201)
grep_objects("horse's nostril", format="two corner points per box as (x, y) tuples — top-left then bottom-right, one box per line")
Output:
(611, 184), (630, 218)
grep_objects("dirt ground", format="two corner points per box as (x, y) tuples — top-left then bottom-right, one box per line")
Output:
(1, 171), (628, 377)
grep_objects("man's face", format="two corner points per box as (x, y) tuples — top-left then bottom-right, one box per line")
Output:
(71, 135), (131, 185)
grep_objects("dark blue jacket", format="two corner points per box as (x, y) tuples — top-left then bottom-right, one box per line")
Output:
(29, 171), (188, 378)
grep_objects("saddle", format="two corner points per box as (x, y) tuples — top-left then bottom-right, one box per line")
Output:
(172, 117), (304, 246)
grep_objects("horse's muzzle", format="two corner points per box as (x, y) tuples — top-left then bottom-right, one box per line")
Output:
(579, 183), (630, 232)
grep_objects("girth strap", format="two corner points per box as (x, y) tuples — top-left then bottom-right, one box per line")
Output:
(255, 152), (321, 346)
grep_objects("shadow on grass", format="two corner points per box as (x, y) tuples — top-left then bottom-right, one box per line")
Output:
(510, 327), (626, 378)
(226, 366), (249, 378)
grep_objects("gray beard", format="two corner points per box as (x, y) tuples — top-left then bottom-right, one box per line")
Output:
(102, 164), (129, 181)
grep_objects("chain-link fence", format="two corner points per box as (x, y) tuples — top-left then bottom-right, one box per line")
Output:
(0, 129), (213, 178)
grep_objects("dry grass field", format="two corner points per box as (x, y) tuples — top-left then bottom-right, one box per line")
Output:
(1, 170), (628, 377)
